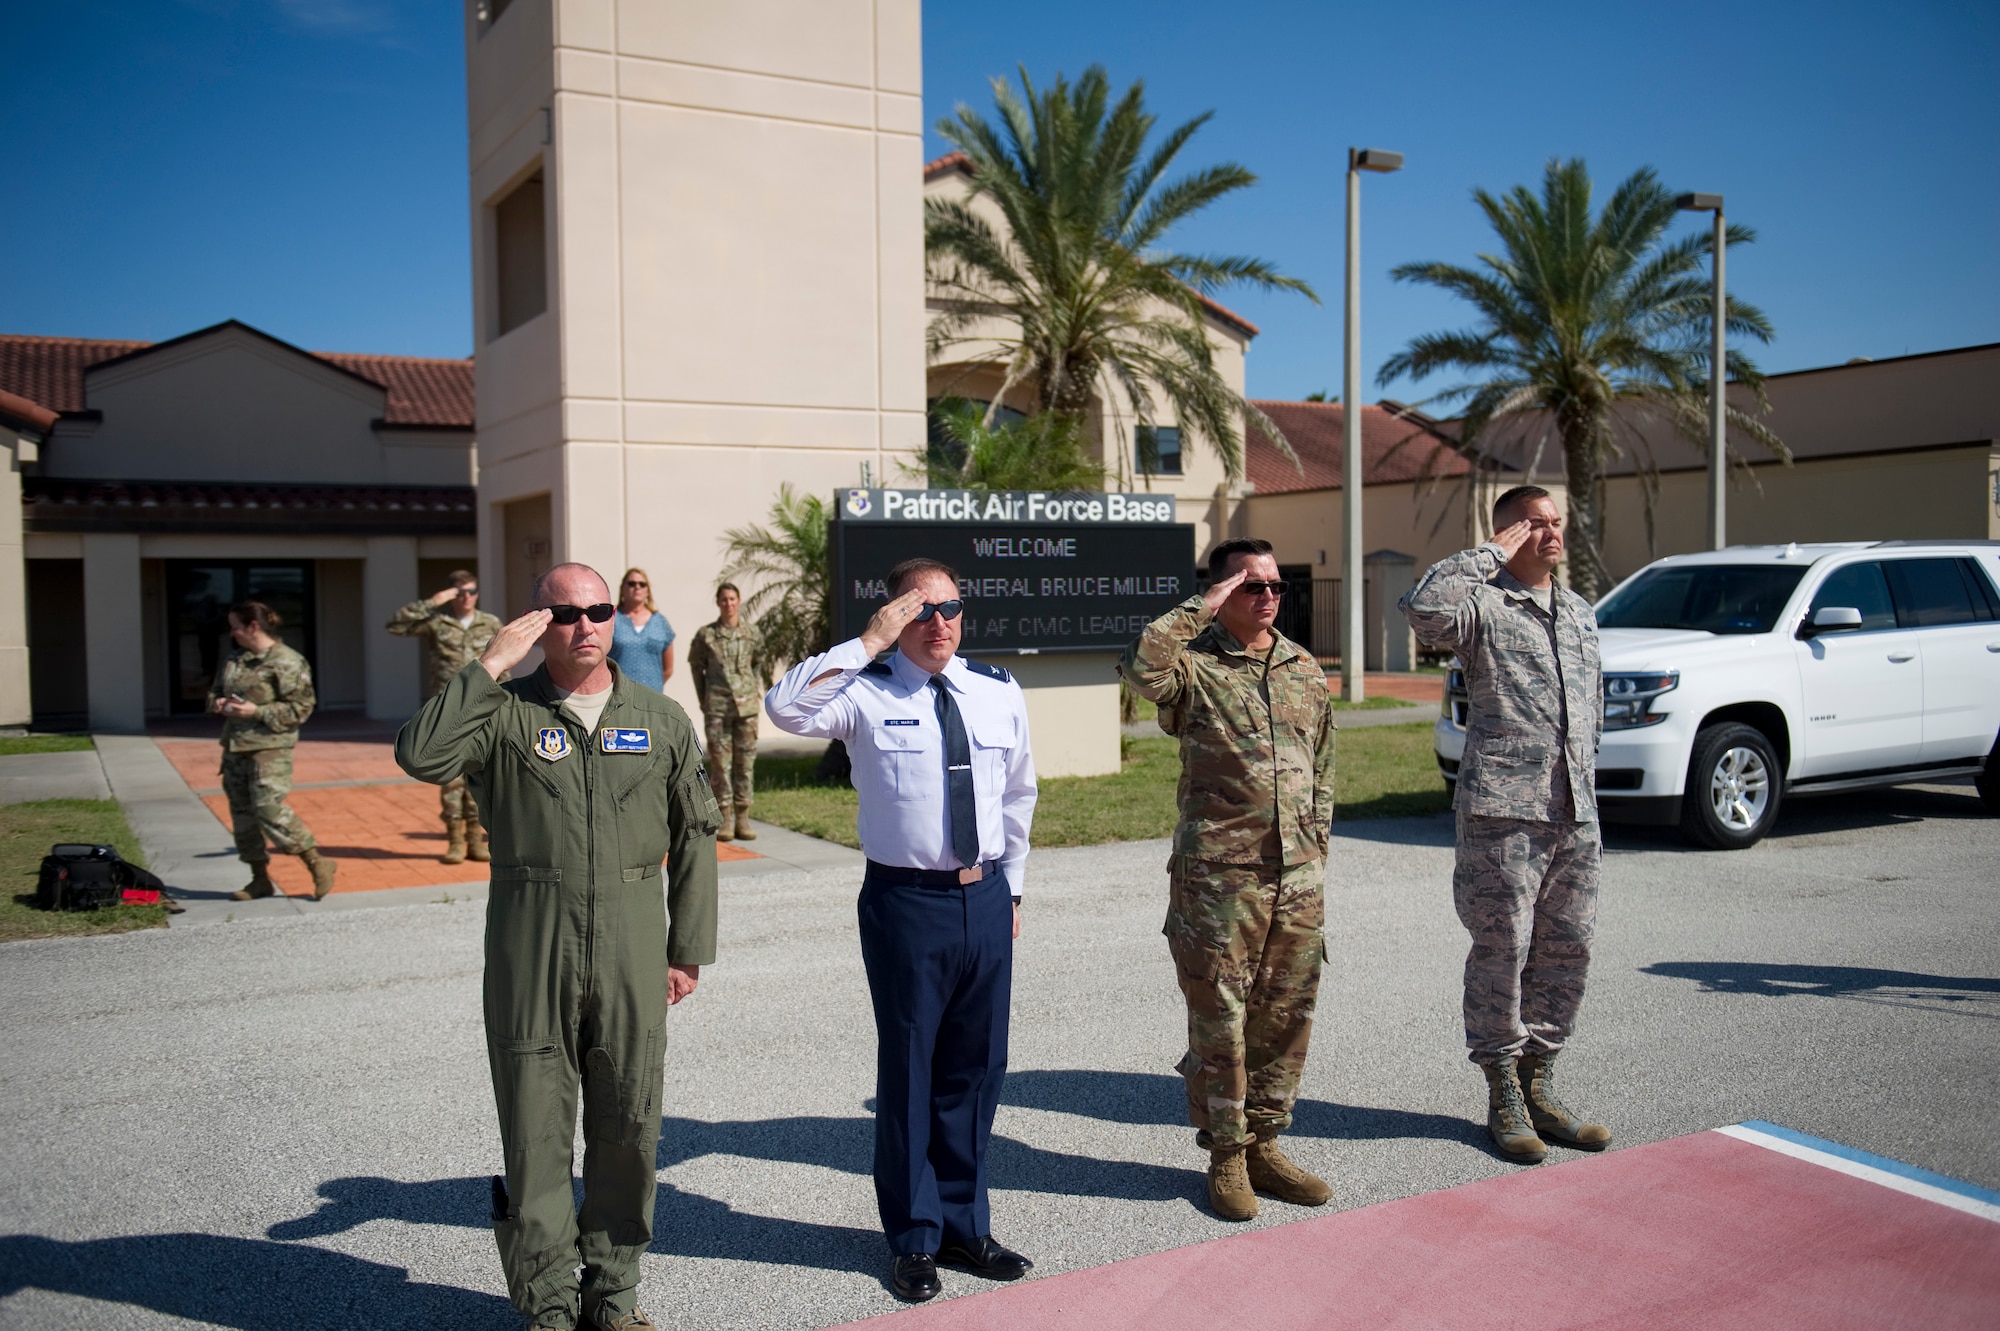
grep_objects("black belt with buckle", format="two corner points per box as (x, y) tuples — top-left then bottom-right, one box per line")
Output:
(865, 859), (993, 888)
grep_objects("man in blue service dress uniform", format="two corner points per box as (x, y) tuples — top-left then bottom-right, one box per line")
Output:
(766, 557), (1038, 1303)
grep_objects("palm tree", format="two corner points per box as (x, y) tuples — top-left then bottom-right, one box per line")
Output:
(719, 484), (832, 671)
(926, 65), (1317, 483)
(916, 398), (1108, 491)
(1379, 158), (1784, 598)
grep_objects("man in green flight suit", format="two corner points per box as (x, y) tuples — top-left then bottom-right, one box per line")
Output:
(1122, 537), (1337, 1222)
(385, 570), (504, 864)
(395, 562), (720, 1331)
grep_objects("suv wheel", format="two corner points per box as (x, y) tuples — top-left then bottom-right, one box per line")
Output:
(1977, 743), (2000, 817)
(1681, 722), (1783, 850)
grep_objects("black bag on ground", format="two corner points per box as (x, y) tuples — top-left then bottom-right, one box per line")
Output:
(37, 843), (132, 911)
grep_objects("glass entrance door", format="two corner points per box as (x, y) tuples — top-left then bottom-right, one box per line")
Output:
(165, 562), (316, 714)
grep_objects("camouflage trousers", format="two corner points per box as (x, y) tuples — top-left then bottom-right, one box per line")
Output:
(1166, 856), (1325, 1149)
(703, 709), (757, 813)
(438, 774), (481, 825)
(221, 748), (317, 861)
(1452, 813), (1601, 1065)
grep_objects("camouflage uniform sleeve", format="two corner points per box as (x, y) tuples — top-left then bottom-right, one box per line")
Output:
(385, 599), (438, 637)
(1120, 594), (1212, 707)
(1399, 544), (1505, 655)
(665, 716), (721, 967)
(255, 655), (316, 733)
(205, 658), (229, 716)
(685, 628), (713, 690)
(1314, 690), (1338, 842)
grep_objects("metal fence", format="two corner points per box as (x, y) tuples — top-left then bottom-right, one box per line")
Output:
(1199, 573), (1375, 665)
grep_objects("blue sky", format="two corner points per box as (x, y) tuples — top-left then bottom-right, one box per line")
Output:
(5, 1), (1995, 404)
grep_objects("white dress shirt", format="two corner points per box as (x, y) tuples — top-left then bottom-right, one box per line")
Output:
(765, 637), (1038, 896)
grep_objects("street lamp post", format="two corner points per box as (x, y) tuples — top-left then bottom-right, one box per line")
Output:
(1342, 147), (1402, 703)
(1677, 191), (1727, 550)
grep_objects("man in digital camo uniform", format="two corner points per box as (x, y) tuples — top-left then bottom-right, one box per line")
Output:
(1398, 485), (1612, 1163)
(386, 570), (503, 863)
(685, 582), (766, 843)
(1121, 537), (1337, 1221)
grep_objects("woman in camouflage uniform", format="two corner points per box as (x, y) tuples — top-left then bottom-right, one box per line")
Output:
(208, 601), (336, 901)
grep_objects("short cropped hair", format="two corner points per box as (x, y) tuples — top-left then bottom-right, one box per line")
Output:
(446, 569), (477, 589)
(1207, 537), (1275, 577)
(887, 557), (960, 597)
(1492, 485), (1553, 528)
(532, 562), (611, 607)
(715, 582), (740, 600)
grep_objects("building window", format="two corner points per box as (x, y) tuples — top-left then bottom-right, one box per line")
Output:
(493, 172), (546, 338)
(1136, 425), (1182, 476)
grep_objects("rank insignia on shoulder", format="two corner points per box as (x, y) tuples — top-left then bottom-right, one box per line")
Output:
(601, 727), (651, 753)
(535, 727), (572, 761)
(963, 659), (1012, 683)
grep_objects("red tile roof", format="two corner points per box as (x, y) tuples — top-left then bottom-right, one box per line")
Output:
(0, 329), (474, 429)
(1246, 400), (1472, 495)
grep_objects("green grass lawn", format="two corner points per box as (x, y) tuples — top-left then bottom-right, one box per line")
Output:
(0, 799), (164, 943)
(0, 734), (94, 756)
(754, 720), (1449, 851)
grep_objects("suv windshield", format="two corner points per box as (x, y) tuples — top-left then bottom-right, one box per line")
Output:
(1596, 565), (1807, 634)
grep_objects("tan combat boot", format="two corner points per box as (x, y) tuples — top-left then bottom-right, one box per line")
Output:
(1247, 1131), (1333, 1206)
(230, 861), (275, 901)
(466, 822), (490, 862)
(1518, 1053), (1612, 1150)
(1482, 1060), (1548, 1163)
(442, 819), (468, 865)
(734, 807), (757, 841)
(587, 1305), (659, 1330)
(715, 801), (735, 842)
(1206, 1145), (1258, 1220)
(299, 848), (336, 900)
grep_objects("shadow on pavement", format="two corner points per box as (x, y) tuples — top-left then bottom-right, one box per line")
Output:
(1606, 782), (1987, 853)
(1642, 961), (2000, 1007)
(0, 1231), (514, 1330)
(1004, 1069), (1482, 1148)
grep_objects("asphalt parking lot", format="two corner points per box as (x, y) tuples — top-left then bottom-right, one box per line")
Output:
(1, 782), (1995, 1330)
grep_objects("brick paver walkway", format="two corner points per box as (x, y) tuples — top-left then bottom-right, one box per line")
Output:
(153, 727), (757, 897)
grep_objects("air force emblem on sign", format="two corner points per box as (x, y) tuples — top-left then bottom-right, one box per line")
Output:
(534, 727), (572, 761)
(845, 488), (872, 517)
(601, 728), (651, 753)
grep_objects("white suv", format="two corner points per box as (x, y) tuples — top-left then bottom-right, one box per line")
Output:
(1434, 542), (2000, 848)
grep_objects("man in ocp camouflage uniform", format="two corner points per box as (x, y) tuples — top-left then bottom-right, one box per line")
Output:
(1398, 485), (1612, 1164)
(1122, 537), (1337, 1221)
(685, 582), (767, 843)
(387, 571), (503, 864)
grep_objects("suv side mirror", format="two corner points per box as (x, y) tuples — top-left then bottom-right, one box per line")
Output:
(1800, 605), (1863, 638)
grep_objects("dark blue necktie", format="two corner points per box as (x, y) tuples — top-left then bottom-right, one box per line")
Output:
(931, 675), (981, 871)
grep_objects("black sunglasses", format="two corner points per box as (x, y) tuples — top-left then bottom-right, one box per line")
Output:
(914, 600), (964, 622)
(546, 602), (615, 624)
(1235, 581), (1287, 597)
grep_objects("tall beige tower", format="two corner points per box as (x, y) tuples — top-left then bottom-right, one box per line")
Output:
(464, 0), (926, 714)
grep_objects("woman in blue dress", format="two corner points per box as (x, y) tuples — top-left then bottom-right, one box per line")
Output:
(610, 566), (675, 691)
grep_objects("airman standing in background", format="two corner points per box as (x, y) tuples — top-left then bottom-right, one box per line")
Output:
(1398, 484), (1611, 1164)
(387, 570), (503, 864)
(686, 582), (767, 842)
(210, 600), (336, 901)
(1121, 537), (1337, 1222)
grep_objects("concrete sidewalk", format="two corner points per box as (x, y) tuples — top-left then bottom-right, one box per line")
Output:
(0, 749), (113, 805)
(1, 779), (1994, 1329)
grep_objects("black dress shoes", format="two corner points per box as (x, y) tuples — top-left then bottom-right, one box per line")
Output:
(890, 1253), (941, 1302)
(936, 1235), (1033, 1281)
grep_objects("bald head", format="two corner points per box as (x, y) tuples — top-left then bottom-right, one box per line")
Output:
(533, 562), (611, 608)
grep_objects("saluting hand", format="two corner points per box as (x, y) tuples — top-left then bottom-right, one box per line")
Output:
(1490, 518), (1537, 562)
(480, 608), (552, 679)
(429, 585), (462, 606)
(1201, 567), (1248, 616)
(860, 588), (929, 656)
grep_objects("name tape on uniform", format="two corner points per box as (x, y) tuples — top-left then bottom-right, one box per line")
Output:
(601, 728), (651, 753)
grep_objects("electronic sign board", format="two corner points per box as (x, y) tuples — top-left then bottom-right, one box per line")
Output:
(833, 488), (1196, 655)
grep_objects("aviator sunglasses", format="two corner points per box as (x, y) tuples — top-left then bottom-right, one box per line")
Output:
(913, 600), (964, 622)
(1233, 580), (1287, 597)
(546, 602), (616, 624)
